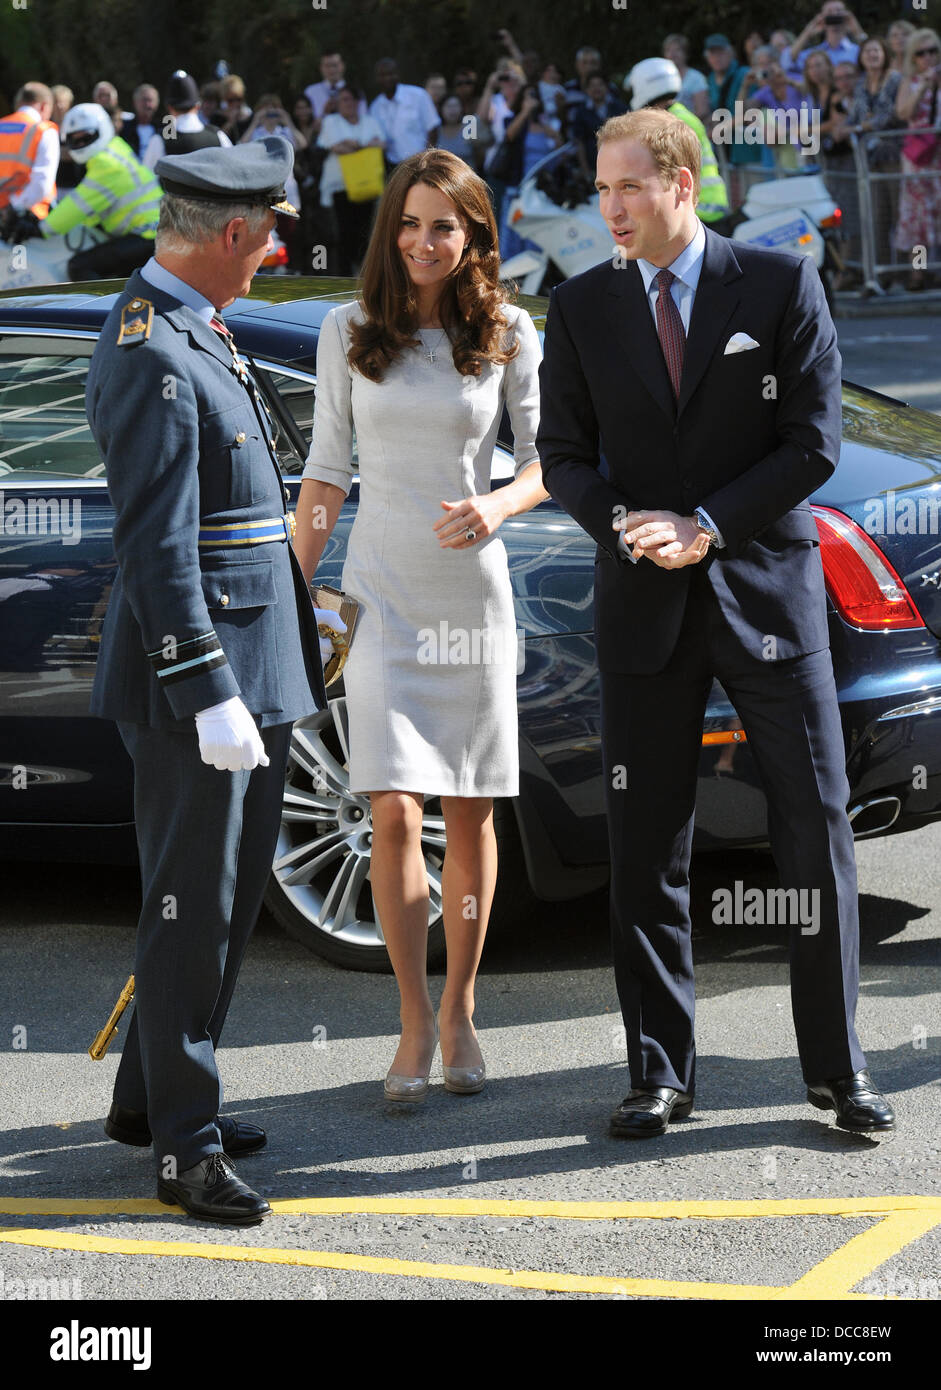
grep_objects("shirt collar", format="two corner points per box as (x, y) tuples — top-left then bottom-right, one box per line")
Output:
(16, 106), (40, 124)
(637, 219), (706, 298)
(139, 256), (216, 324)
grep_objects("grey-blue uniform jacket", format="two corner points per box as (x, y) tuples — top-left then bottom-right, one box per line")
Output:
(87, 269), (326, 728)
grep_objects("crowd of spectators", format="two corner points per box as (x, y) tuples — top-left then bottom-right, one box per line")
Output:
(3, 6), (939, 287)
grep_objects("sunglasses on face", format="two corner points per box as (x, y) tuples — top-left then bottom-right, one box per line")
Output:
(915, 46), (939, 57)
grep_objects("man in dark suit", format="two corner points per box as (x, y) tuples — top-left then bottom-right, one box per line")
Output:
(537, 108), (894, 1140)
(86, 138), (342, 1222)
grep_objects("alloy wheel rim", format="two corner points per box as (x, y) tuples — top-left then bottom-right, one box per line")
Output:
(272, 699), (446, 948)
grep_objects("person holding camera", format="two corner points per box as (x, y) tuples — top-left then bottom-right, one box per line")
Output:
(788, 4), (866, 73)
(497, 82), (562, 256)
(241, 95), (307, 268)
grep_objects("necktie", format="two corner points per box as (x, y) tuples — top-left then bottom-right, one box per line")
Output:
(210, 315), (249, 385)
(654, 268), (685, 400)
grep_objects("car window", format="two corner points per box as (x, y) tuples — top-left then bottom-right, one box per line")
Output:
(258, 363), (359, 469)
(0, 341), (101, 481)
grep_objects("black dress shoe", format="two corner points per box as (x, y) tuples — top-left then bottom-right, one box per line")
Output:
(807, 1070), (895, 1134)
(157, 1153), (270, 1225)
(609, 1087), (694, 1138)
(104, 1103), (267, 1155)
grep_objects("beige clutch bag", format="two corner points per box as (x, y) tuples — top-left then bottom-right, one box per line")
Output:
(312, 583), (361, 686)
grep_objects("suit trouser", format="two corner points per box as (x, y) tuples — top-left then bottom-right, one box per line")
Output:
(600, 567), (866, 1097)
(113, 719), (293, 1174)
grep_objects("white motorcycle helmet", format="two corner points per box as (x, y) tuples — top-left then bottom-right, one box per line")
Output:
(61, 103), (115, 163)
(624, 58), (682, 112)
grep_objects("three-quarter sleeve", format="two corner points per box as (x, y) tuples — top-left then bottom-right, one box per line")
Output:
(501, 307), (542, 478)
(303, 305), (357, 496)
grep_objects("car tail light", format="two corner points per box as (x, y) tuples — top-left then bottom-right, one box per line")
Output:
(812, 505), (924, 630)
(820, 208), (842, 230)
(264, 243), (289, 267)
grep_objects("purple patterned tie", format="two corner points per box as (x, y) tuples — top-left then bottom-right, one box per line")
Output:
(654, 268), (685, 400)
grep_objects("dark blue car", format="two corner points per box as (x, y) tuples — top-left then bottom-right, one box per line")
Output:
(2, 277), (940, 970)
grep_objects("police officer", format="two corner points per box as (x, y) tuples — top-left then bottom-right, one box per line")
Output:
(12, 102), (162, 280)
(86, 137), (344, 1224)
(625, 58), (731, 230)
(0, 82), (59, 239)
(141, 70), (231, 168)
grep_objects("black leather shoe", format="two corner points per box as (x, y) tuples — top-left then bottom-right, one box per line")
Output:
(157, 1153), (270, 1225)
(807, 1070), (895, 1134)
(104, 1103), (267, 1155)
(609, 1087), (694, 1138)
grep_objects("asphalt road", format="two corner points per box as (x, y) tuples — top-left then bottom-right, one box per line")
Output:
(0, 819), (938, 1305)
(837, 311), (941, 415)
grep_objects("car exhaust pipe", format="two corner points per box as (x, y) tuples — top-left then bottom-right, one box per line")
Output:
(847, 795), (901, 838)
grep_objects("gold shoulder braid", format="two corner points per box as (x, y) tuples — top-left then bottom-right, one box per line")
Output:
(116, 297), (154, 347)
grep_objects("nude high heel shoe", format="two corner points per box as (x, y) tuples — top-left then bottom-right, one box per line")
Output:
(439, 1014), (486, 1095)
(383, 1021), (439, 1103)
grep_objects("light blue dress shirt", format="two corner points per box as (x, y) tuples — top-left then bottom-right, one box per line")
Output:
(139, 257), (216, 326)
(620, 219), (724, 559)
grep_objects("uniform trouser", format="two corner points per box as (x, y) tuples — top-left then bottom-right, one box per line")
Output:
(113, 719), (293, 1174)
(68, 233), (155, 282)
(600, 566), (866, 1098)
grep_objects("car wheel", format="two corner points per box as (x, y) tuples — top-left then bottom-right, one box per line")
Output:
(263, 697), (447, 972)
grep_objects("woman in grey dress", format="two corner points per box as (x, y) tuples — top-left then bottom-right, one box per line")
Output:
(294, 149), (547, 1101)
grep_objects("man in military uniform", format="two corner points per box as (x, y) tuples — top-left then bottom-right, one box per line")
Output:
(86, 137), (344, 1224)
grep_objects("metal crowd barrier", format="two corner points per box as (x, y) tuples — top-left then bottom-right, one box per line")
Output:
(836, 126), (941, 294)
(714, 124), (941, 296)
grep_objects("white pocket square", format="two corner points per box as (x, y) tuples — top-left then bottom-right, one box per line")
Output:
(724, 332), (760, 354)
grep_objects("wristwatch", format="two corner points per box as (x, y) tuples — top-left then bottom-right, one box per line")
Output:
(694, 509), (721, 548)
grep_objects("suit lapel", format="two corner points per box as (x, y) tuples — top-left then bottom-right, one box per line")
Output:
(605, 261), (675, 421)
(676, 228), (742, 417)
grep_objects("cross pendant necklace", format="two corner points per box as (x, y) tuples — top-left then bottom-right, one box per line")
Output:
(423, 328), (447, 364)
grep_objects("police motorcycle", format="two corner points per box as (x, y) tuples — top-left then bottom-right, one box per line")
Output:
(499, 67), (840, 302)
(0, 222), (108, 290)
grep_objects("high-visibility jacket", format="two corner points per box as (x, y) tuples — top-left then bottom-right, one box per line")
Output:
(43, 136), (161, 239)
(670, 101), (730, 224)
(0, 112), (57, 217)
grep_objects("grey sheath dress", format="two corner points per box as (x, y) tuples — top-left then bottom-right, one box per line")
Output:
(302, 299), (542, 797)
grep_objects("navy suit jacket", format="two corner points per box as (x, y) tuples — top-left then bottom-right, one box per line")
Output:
(87, 269), (326, 728)
(536, 229), (842, 674)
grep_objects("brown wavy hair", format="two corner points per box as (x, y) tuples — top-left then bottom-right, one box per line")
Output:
(347, 148), (519, 381)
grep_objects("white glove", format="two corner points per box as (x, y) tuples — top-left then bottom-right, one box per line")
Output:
(194, 696), (269, 772)
(314, 607), (348, 663)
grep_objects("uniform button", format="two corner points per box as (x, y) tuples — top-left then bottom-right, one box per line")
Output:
(220, 593), (230, 607)
(270, 437), (277, 448)
(234, 431), (246, 446)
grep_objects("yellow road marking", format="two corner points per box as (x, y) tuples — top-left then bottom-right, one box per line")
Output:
(786, 1210), (941, 1299)
(1, 1194), (937, 1219)
(0, 1226), (786, 1298)
(1, 1196), (937, 1299)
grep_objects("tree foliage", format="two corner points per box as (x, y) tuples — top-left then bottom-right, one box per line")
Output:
(0, 0), (934, 110)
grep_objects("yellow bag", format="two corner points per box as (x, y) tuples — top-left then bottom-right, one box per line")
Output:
(338, 146), (385, 203)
